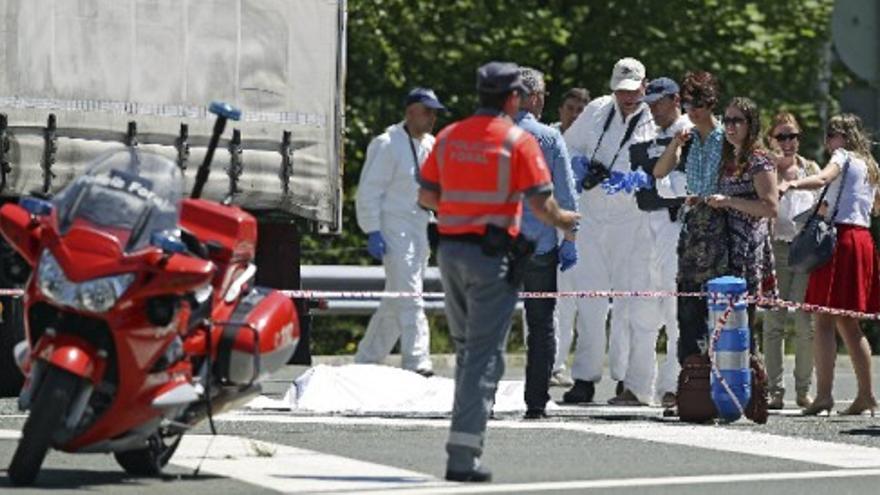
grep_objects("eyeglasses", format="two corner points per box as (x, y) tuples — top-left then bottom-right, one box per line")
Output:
(773, 132), (800, 142)
(826, 131), (843, 139)
(722, 116), (746, 126)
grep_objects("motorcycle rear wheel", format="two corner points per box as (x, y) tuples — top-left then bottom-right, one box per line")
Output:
(7, 366), (79, 486)
(114, 432), (183, 476)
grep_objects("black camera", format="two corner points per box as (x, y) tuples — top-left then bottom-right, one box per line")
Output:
(581, 160), (611, 191)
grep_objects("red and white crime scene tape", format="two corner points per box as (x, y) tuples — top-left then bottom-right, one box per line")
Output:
(282, 288), (880, 321)
(0, 287), (876, 321)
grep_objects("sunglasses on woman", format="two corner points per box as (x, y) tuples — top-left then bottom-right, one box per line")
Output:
(773, 132), (799, 142)
(722, 116), (746, 126)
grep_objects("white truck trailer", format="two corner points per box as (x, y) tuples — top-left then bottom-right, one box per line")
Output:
(0, 0), (347, 394)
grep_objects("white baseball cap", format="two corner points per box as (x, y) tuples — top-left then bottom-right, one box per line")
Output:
(609, 57), (646, 91)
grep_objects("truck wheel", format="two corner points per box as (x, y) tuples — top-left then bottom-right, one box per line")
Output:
(114, 432), (183, 476)
(0, 295), (25, 397)
(7, 366), (79, 486)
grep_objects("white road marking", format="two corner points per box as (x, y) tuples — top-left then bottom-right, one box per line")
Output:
(217, 412), (880, 468)
(0, 429), (20, 439)
(1, 428), (449, 492)
(359, 468), (880, 494)
(170, 434), (449, 493)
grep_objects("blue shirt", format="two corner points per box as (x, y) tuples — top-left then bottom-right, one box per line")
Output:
(515, 111), (578, 254)
(685, 125), (725, 196)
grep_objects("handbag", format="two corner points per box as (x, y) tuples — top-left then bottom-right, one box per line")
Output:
(788, 158), (850, 273)
(676, 353), (717, 423)
(744, 354), (769, 424)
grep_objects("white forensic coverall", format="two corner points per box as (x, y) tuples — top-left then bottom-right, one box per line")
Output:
(554, 259), (578, 374)
(355, 122), (433, 371)
(639, 114), (693, 399)
(562, 95), (657, 403)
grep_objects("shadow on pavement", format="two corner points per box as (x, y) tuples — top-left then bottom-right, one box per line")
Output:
(841, 425), (880, 438)
(0, 468), (221, 490)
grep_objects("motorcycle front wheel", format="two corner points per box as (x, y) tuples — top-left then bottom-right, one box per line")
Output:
(7, 366), (80, 486)
(114, 432), (183, 476)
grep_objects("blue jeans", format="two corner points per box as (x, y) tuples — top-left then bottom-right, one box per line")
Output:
(523, 250), (558, 410)
(438, 239), (518, 471)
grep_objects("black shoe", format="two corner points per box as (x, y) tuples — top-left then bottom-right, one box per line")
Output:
(413, 368), (435, 378)
(616, 380), (624, 397)
(446, 466), (493, 482)
(523, 409), (547, 420)
(562, 380), (595, 404)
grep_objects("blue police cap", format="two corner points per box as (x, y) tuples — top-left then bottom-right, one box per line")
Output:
(476, 61), (529, 94)
(404, 87), (446, 111)
(641, 77), (680, 103)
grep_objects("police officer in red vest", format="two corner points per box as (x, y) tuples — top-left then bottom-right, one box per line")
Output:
(418, 61), (580, 483)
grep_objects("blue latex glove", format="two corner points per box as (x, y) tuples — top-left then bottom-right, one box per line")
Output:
(601, 170), (654, 195)
(601, 170), (629, 195)
(367, 231), (386, 260)
(558, 239), (578, 272)
(629, 169), (653, 192)
(570, 155), (589, 194)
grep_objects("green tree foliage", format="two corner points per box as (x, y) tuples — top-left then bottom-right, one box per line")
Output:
(303, 0), (839, 265)
(302, 0), (862, 354)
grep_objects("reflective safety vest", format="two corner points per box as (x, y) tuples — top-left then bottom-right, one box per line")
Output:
(419, 113), (552, 237)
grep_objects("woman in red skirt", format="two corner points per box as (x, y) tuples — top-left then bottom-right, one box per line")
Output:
(780, 113), (880, 416)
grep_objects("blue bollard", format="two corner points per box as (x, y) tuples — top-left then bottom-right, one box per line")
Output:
(706, 276), (750, 421)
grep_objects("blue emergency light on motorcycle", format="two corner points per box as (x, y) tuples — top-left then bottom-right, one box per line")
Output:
(706, 276), (751, 421)
(209, 101), (242, 121)
(20, 196), (53, 216)
(150, 230), (187, 254)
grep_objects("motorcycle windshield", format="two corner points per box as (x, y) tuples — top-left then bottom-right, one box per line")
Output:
(52, 149), (184, 252)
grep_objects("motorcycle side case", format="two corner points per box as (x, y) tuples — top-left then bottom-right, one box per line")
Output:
(179, 198), (257, 265)
(215, 287), (299, 385)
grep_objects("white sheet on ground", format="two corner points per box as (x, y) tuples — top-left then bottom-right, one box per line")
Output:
(246, 364), (555, 415)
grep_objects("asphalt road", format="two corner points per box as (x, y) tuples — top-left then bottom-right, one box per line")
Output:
(1, 355), (879, 495)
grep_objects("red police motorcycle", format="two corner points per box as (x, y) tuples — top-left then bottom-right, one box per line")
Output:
(1, 103), (300, 486)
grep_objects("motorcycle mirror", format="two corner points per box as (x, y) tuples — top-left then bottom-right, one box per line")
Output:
(19, 196), (53, 216)
(150, 230), (187, 254)
(190, 101), (242, 199)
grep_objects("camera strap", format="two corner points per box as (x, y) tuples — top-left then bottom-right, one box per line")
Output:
(609, 109), (645, 168)
(590, 106), (645, 172)
(589, 107), (617, 162)
(403, 124), (421, 173)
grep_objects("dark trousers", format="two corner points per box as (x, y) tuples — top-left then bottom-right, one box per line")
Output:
(523, 250), (558, 410)
(677, 280), (708, 363)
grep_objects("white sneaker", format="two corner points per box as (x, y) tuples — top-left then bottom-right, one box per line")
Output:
(549, 370), (574, 387)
